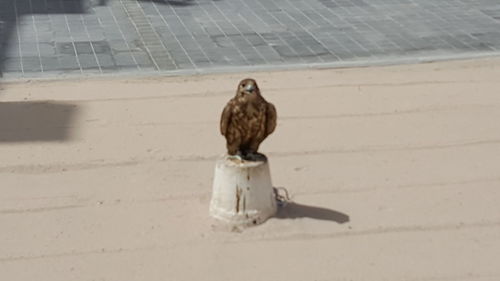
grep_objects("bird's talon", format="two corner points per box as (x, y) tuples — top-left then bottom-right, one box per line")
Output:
(227, 154), (243, 161)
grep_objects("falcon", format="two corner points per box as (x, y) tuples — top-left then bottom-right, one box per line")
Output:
(220, 78), (277, 160)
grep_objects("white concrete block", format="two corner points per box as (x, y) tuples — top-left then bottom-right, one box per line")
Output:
(209, 155), (277, 226)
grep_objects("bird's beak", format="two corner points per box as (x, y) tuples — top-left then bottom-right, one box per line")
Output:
(244, 83), (255, 93)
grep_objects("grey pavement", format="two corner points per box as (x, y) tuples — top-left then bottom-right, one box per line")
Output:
(1, 0), (500, 79)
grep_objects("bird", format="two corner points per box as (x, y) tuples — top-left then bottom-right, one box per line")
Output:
(220, 78), (277, 161)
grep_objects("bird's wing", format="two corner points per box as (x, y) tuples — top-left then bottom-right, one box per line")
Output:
(266, 102), (277, 135)
(220, 102), (233, 136)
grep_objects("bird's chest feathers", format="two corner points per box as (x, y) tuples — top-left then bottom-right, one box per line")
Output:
(232, 101), (266, 132)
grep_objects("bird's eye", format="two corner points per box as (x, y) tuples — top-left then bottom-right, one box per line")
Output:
(241, 84), (246, 87)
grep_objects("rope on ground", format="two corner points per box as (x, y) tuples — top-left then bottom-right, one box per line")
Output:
(273, 187), (291, 207)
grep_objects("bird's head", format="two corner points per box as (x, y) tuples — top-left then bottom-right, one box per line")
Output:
(237, 78), (260, 97)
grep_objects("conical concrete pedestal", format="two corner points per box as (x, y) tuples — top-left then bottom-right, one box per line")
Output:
(209, 155), (277, 226)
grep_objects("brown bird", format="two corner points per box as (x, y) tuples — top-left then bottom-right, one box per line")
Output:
(220, 78), (277, 160)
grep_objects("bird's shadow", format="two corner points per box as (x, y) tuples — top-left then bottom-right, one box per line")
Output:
(275, 203), (349, 223)
(273, 188), (349, 223)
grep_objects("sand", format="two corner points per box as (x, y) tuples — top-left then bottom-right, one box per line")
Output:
(1, 58), (500, 281)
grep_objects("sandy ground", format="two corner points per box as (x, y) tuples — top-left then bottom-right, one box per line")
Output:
(1, 58), (500, 281)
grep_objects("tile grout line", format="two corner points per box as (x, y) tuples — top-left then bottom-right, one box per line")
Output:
(209, 0), (268, 64)
(151, 1), (196, 69)
(195, 1), (249, 65)
(235, 0), (282, 64)
(186, 1), (224, 66)
(136, 0), (178, 69)
(166, 2), (212, 66)
(28, 0), (44, 73)
(105, 2), (142, 71)
(309, 5), (376, 57)
(385, 16), (424, 53)
(259, 8), (321, 63)
(58, 0), (83, 74)
(120, 0), (177, 70)
(318, 15), (373, 56)
(13, 0), (24, 75)
(282, 0), (321, 29)
(236, 0), (285, 63)
(119, 0), (160, 70)
(251, 0), (308, 63)
(282, 0), (341, 61)
(80, 13), (103, 74)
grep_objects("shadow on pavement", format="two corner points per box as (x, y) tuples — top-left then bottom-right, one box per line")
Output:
(0, 0), (90, 78)
(0, 0), (197, 79)
(0, 101), (79, 142)
(276, 202), (350, 223)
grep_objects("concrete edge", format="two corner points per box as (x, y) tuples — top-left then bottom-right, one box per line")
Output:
(1, 51), (500, 84)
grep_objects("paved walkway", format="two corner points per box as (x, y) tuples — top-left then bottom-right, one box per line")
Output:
(1, 0), (500, 78)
